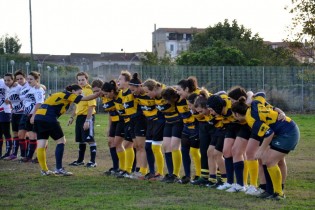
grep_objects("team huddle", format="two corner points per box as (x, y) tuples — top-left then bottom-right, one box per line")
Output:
(1, 70), (300, 201)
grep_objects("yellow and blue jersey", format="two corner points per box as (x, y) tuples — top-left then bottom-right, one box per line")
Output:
(136, 93), (163, 120)
(102, 96), (119, 122)
(155, 96), (180, 123)
(176, 98), (197, 135)
(35, 91), (83, 122)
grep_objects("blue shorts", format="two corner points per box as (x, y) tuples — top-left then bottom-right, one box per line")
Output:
(270, 124), (300, 154)
(163, 120), (183, 139)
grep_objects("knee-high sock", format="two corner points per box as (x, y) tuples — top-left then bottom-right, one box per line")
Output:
(172, 150), (182, 177)
(55, 143), (65, 169)
(152, 144), (164, 175)
(37, 148), (48, 171)
(19, 139), (26, 157)
(267, 165), (283, 196)
(243, 160), (249, 186)
(263, 164), (274, 194)
(145, 142), (155, 174)
(181, 146), (191, 177)
(89, 143), (97, 163)
(5, 138), (12, 155)
(165, 152), (173, 175)
(225, 157), (234, 184)
(125, 147), (135, 173)
(247, 160), (258, 187)
(234, 161), (244, 186)
(190, 147), (201, 177)
(117, 150), (126, 171)
(12, 137), (20, 156)
(78, 143), (86, 162)
(27, 139), (37, 159)
(109, 147), (119, 170)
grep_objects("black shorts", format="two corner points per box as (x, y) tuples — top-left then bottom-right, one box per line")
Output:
(75, 115), (95, 143)
(225, 123), (251, 140)
(0, 121), (11, 139)
(0, 112), (11, 123)
(133, 115), (146, 137)
(250, 133), (263, 142)
(109, 121), (119, 138)
(199, 122), (213, 148)
(12, 114), (22, 132)
(18, 114), (35, 132)
(115, 120), (125, 138)
(34, 120), (64, 140)
(181, 133), (200, 149)
(210, 128), (225, 152)
(124, 120), (135, 142)
(163, 120), (183, 138)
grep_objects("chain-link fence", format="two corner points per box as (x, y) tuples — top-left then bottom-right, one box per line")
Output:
(1, 58), (314, 112)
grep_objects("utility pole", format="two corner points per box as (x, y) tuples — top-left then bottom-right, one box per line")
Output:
(29, 0), (34, 63)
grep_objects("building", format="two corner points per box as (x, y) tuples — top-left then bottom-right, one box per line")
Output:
(152, 27), (205, 59)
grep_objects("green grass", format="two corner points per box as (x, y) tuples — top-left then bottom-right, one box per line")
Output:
(0, 114), (314, 209)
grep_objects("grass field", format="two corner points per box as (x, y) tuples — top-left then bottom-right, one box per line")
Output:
(0, 114), (314, 210)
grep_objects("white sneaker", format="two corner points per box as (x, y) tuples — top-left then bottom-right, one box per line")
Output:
(217, 182), (232, 190)
(226, 183), (246, 193)
(246, 186), (265, 196)
(129, 172), (143, 179)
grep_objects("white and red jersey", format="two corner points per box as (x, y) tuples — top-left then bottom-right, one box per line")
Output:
(0, 79), (11, 113)
(23, 86), (45, 115)
(7, 83), (23, 114)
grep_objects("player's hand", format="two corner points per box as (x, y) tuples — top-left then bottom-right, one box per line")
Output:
(255, 147), (265, 160)
(83, 121), (90, 130)
(68, 117), (74, 126)
(30, 115), (35, 124)
(278, 113), (286, 121)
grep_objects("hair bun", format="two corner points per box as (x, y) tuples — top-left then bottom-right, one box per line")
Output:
(133, 73), (138, 80)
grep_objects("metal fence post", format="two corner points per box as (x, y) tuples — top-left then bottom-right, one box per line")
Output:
(222, 66), (225, 91)
(301, 68), (304, 112)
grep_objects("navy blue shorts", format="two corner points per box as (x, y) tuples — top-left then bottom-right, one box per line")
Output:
(18, 114), (34, 132)
(114, 120), (125, 138)
(225, 123), (251, 140)
(75, 115), (95, 143)
(210, 128), (225, 152)
(12, 113), (22, 132)
(34, 120), (64, 140)
(109, 121), (118, 138)
(134, 115), (146, 137)
(163, 120), (183, 138)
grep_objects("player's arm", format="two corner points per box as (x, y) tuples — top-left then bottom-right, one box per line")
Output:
(30, 103), (42, 124)
(83, 105), (95, 130)
(68, 105), (77, 126)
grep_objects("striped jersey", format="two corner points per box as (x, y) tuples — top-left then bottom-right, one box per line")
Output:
(7, 83), (23, 114)
(102, 96), (119, 122)
(0, 79), (11, 113)
(23, 86), (45, 115)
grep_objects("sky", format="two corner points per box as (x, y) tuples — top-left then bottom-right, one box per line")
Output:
(0, 0), (293, 55)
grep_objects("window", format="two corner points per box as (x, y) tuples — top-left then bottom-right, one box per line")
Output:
(170, 44), (174, 52)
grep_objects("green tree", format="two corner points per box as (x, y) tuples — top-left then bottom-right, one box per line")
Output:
(140, 52), (174, 65)
(176, 19), (299, 66)
(0, 34), (22, 54)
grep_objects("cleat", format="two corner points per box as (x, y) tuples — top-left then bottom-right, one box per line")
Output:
(85, 161), (97, 168)
(177, 176), (191, 184)
(41, 170), (55, 176)
(148, 173), (164, 181)
(69, 160), (85, 166)
(4, 154), (17, 160)
(226, 183), (246, 193)
(139, 172), (155, 180)
(160, 174), (171, 183)
(257, 191), (272, 199)
(191, 177), (210, 186)
(217, 182), (232, 190)
(32, 157), (39, 164)
(0, 154), (10, 159)
(245, 185), (265, 196)
(165, 174), (179, 183)
(266, 193), (286, 200)
(129, 171), (143, 179)
(54, 168), (73, 176)
(116, 171), (131, 178)
(206, 180), (218, 188)
(104, 168), (118, 176)
(20, 157), (32, 163)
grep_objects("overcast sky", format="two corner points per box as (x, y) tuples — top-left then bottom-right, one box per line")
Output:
(0, 0), (293, 55)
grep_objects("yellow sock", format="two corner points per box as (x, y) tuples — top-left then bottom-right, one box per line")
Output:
(125, 148), (135, 173)
(247, 160), (259, 187)
(267, 165), (283, 196)
(201, 169), (209, 179)
(37, 148), (48, 171)
(117, 150), (126, 171)
(140, 167), (148, 175)
(152, 144), (164, 175)
(190, 147), (201, 177)
(243, 160), (249, 186)
(172, 150), (182, 177)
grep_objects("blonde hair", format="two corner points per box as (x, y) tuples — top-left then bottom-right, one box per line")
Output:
(142, 79), (161, 91)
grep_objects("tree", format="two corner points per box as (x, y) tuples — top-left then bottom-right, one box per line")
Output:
(140, 52), (174, 65)
(176, 19), (299, 66)
(0, 34), (22, 54)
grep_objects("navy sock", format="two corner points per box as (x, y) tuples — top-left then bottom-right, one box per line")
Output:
(12, 138), (20, 156)
(55, 143), (64, 169)
(225, 157), (234, 184)
(263, 164), (274, 194)
(181, 145), (191, 177)
(0, 139), (3, 156)
(132, 148), (137, 172)
(165, 152), (173, 175)
(259, 184), (267, 191)
(19, 139), (26, 157)
(78, 143), (86, 162)
(5, 138), (12, 155)
(145, 142), (155, 174)
(90, 144), (97, 163)
(109, 147), (119, 170)
(27, 140), (37, 159)
(234, 161), (244, 186)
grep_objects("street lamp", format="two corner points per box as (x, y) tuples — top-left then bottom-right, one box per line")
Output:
(10, 60), (15, 73)
(47, 66), (51, 95)
(25, 62), (30, 75)
(54, 66), (57, 93)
